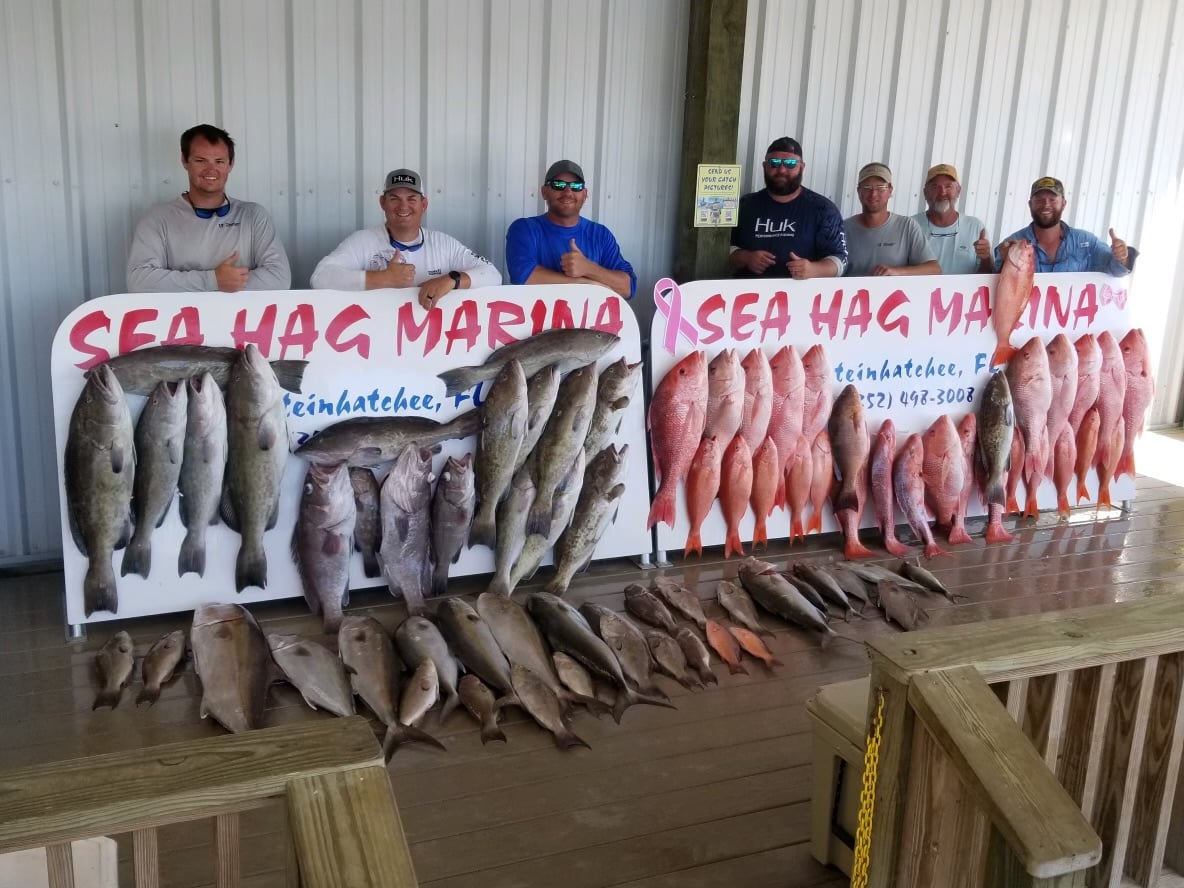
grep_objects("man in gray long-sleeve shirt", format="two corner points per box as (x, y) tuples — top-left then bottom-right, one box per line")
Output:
(126, 124), (291, 293)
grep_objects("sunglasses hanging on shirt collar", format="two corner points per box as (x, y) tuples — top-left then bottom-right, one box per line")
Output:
(185, 194), (231, 218)
(389, 233), (424, 253)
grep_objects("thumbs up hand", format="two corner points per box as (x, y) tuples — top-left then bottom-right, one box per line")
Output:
(215, 251), (249, 292)
(974, 228), (992, 263)
(1109, 227), (1129, 266)
(786, 251), (812, 280)
(561, 237), (593, 278)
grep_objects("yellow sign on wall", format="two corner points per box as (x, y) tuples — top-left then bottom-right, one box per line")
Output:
(694, 164), (741, 228)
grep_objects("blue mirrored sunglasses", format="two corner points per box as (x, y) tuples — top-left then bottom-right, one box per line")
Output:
(766, 158), (801, 168)
(547, 179), (586, 191)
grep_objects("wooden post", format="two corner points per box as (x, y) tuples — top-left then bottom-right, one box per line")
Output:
(216, 813), (240, 888)
(287, 764), (418, 888)
(133, 828), (160, 888)
(45, 843), (75, 888)
(863, 663), (915, 888)
(673, 0), (748, 282)
(986, 830), (1088, 887)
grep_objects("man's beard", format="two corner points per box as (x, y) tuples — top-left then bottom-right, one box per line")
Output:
(929, 199), (953, 215)
(765, 169), (803, 196)
(1032, 210), (1062, 230)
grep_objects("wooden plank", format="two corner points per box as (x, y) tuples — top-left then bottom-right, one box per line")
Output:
(864, 665), (915, 888)
(1088, 657), (1157, 888)
(610, 842), (843, 887)
(1022, 673), (1060, 758)
(1124, 652), (1184, 884)
(0, 717), (384, 853)
(1057, 664), (1117, 822)
(909, 666), (1100, 878)
(986, 829), (1088, 887)
(45, 842), (75, 888)
(1169, 759), (1184, 872)
(286, 764), (418, 888)
(217, 814), (240, 888)
(133, 828), (160, 888)
(868, 596), (1184, 685)
(1006, 678), (1031, 726)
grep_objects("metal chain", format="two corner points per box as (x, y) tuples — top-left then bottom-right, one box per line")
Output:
(850, 689), (886, 888)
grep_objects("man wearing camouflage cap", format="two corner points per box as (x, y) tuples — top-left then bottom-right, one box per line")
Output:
(996, 176), (1137, 275)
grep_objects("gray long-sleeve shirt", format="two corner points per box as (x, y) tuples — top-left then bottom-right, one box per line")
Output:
(125, 196), (292, 293)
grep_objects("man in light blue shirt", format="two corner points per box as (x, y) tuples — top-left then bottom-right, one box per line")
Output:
(912, 163), (993, 274)
(996, 176), (1137, 275)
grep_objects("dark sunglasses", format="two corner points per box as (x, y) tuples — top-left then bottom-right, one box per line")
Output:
(766, 158), (801, 168)
(547, 179), (586, 191)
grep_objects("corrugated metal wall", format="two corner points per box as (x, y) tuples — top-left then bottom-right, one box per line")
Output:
(3, 0), (1181, 563)
(739, 0), (1184, 424)
(0, 0), (689, 563)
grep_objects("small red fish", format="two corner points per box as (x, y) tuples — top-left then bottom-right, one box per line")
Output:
(719, 435), (754, 558)
(1075, 406), (1100, 504)
(1052, 423), (1076, 519)
(785, 433), (812, 543)
(1005, 336), (1053, 519)
(1093, 332), (1127, 506)
(684, 436), (722, 556)
(921, 415), (966, 542)
(705, 620), (748, 675)
(828, 385), (872, 559)
(800, 345), (834, 446)
(749, 436), (779, 549)
(706, 349), (744, 441)
(1043, 333), (1079, 476)
(739, 349), (773, 449)
(1117, 328), (1155, 479)
(870, 419), (910, 556)
(767, 345), (805, 507)
(806, 430), (833, 535)
(648, 352), (708, 529)
(1068, 333), (1102, 437)
(991, 240), (1035, 368)
(951, 413), (976, 545)
(1005, 433), (1024, 516)
(728, 626), (783, 668)
(894, 433), (945, 559)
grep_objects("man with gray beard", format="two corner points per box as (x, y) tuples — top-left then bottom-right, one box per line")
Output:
(911, 164), (993, 274)
(729, 137), (847, 280)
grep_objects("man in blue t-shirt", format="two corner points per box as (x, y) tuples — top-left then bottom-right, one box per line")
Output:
(730, 137), (848, 280)
(505, 160), (636, 299)
(995, 176), (1137, 275)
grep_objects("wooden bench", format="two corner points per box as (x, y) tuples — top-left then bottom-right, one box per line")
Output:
(0, 717), (418, 888)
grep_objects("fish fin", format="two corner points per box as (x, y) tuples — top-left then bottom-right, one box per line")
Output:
(437, 367), (479, 399)
(135, 684), (161, 707)
(984, 522), (1014, 544)
(480, 722), (507, 745)
(120, 537), (151, 579)
(946, 526), (974, 546)
(884, 537), (912, 557)
(66, 501), (88, 557)
(321, 533), (346, 556)
(220, 483), (239, 532)
(553, 728), (592, 751)
(92, 688), (122, 710)
(984, 478), (1006, 508)
(1075, 478), (1090, 504)
(1006, 492), (1021, 516)
(382, 723), (446, 760)
(990, 343), (1018, 369)
(1057, 493), (1071, 520)
(768, 657), (785, 668)
(923, 541), (948, 559)
(361, 549), (381, 578)
(1023, 493), (1041, 520)
(724, 530), (744, 559)
(84, 561), (119, 616)
(1115, 452), (1135, 479)
(806, 510), (822, 535)
(256, 415), (278, 451)
(525, 495), (552, 538)
(235, 541), (268, 592)
(116, 512), (135, 551)
(266, 498), (280, 532)
(646, 485), (676, 530)
(271, 359), (309, 394)
(790, 515), (805, 543)
(485, 575), (510, 597)
(683, 530), (703, 558)
(843, 539), (875, 559)
(1097, 482), (1113, 510)
(468, 506), (495, 550)
(109, 440), (127, 475)
(341, 578), (350, 609)
(727, 662), (748, 675)
(752, 518), (767, 549)
(176, 532), (207, 580)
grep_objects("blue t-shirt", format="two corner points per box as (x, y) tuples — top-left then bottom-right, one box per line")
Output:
(994, 222), (1136, 275)
(730, 187), (848, 278)
(505, 215), (637, 298)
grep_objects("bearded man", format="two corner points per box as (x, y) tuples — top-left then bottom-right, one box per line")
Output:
(912, 163), (994, 274)
(729, 137), (848, 280)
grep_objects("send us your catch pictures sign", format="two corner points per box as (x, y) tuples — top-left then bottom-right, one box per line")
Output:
(52, 285), (650, 626)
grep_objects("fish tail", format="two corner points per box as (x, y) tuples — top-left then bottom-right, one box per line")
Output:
(525, 494), (552, 538)
(700, 668), (719, 685)
(439, 691), (461, 724)
(541, 573), (570, 596)
(432, 564), (451, 598)
(92, 688), (122, 710)
(235, 540), (268, 592)
(947, 524), (974, 546)
(790, 515), (805, 543)
(382, 722), (446, 760)
(767, 657), (785, 668)
(1097, 482), (1113, 510)
(990, 343), (1018, 368)
(1006, 492), (1022, 516)
(883, 535), (912, 557)
(468, 505), (497, 551)
(806, 509), (822, 535)
(612, 691), (631, 724)
(646, 485), (676, 530)
(723, 529), (744, 559)
(774, 478), (786, 510)
(361, 548), (381, 579)
(727, 662), (748, 676)
(136, 684), (161, 707)
(984, 478), (1006, 509)
(684, 529), (703, 558)
(554, 729), (592, 751)
(479, 720), (507, 745)
(437, 367), (481, 398)
(270, 359), (308, 394)
(984, 519), (1014, 545)
(1076, 478), (1091, 504)
(1115, 451), (1135, 480)
(843, 538), (875, 560)
(120, 535), (151, 579)
(485, 573), (511, 597)
(752, 518), (767, 549)
(177, 532), (206, 578)
(1023, 492), (1041, 520)
(84, 561), (119, 617)
(1057, 492), (1071, 520)
(321, 608), (344, 635)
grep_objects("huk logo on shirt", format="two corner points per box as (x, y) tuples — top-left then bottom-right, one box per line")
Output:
(754, 218), (797, 235)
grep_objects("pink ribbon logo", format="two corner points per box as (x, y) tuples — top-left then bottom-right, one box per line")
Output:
(653, 277), (698, 355)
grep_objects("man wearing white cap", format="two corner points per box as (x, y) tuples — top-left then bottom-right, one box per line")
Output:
(912, 163), (993, 274)
(844, 162), (940, 278)
(310, 168), (501, 310)
(505, 160), (636, 299)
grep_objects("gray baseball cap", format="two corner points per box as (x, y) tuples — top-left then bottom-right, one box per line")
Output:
(383, 169), (423, 194)
(544, 160), (585, 183)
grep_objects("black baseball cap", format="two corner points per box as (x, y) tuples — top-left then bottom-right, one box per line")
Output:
(766, 137), (804, 157)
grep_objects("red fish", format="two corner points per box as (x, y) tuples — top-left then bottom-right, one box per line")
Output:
(1075, 406), (1100, 504)
(648, 352), (708, 529)
(1052, 423), (1076, 519)
(767, 345), (805, 506)
(706, 349), (744, 441)
(952, 413), (977, 545)
(1093, 332), (1127, 504)
(922, 415), (968, 544)
(784, 433), (812, 543)
(739, 349), (773, 449)
(705, 620), (747, 675)
(1043, 333), (1078, 474)
(893, 433), (945, 558)
(728, 626), (783, 668)
(1005, 336), (1053, 519)
(827, 385), (872, 559)
(991, 239), (1035, 367)
(1068, 333), (1101, 436)
(1005, 434), (1024, 516)
(719, 435), (754, 558)
(749, 437), (779, 549)
(1117, 329), (1155, 479)
(801, 345), (834, 447)
(869, 419), (910, 556)
(806, 430), (832, 535)
(684, 436), (722, 556)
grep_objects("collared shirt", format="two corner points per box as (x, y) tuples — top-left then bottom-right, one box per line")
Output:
(309, 225), (501, 291)
(911, 212), (988, 275)
(994, 222), (1135, 276)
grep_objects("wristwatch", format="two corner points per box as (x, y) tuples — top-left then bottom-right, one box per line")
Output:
(448, 271), (462, 290)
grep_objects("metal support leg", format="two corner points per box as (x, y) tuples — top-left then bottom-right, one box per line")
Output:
(656, 551), (672, 568)
(66, 623), (86, 642)
(630, 552), (653, 569)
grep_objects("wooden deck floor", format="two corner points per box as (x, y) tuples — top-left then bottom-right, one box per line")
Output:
(4, 457), (1184, 887)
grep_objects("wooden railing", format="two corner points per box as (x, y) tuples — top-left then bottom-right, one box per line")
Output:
(861, 594), (1184, 888)
(0, 717), (418, 888)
